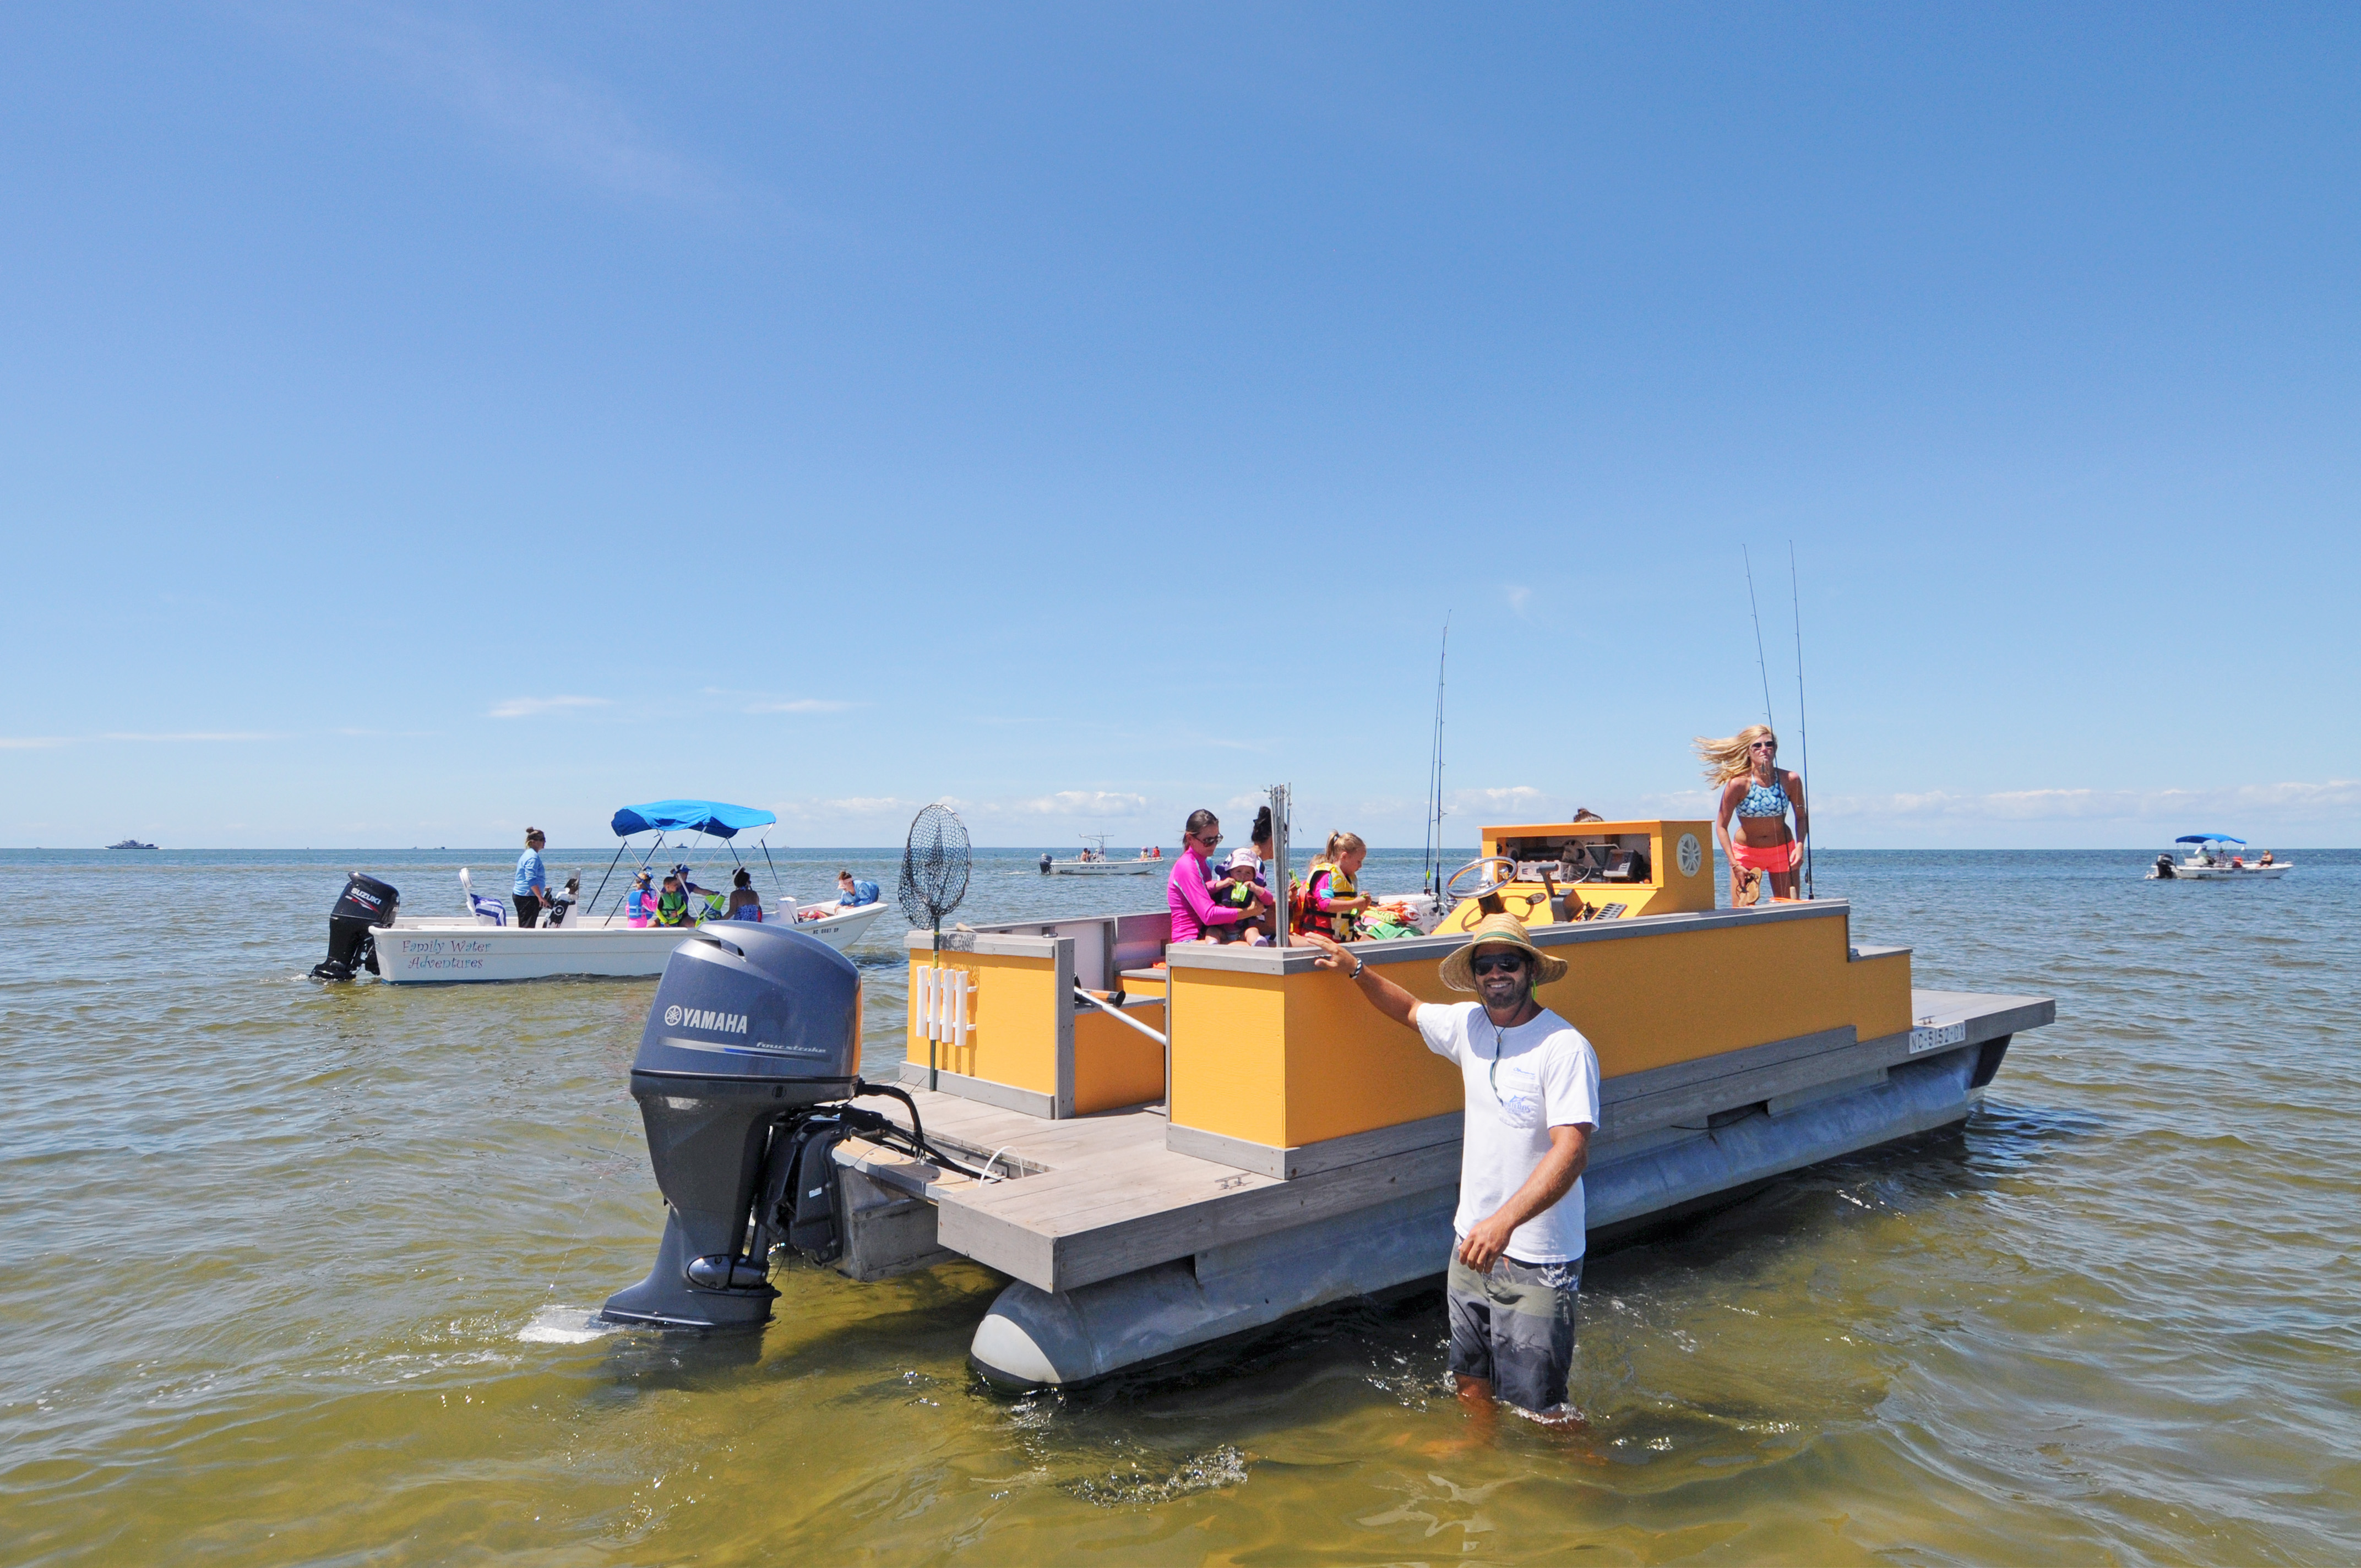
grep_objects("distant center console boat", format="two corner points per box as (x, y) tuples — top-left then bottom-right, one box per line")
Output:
(310, 798), (891, 984)
(2148, 834), (2293, 880)
(1040, 836), (1163, 874)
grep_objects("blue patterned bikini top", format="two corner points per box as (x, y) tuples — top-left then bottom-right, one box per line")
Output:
(1737, 777), (1791, 818)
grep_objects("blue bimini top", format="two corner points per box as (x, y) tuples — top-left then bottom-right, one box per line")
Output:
(610, 800), (778, 840)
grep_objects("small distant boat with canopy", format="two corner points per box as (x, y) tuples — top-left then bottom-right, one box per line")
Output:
(2148, 835), (2293, 880)
(326, 799), (890, 984)
(1039, 835), (1163, 875)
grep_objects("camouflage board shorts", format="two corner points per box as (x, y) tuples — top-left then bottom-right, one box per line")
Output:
(1445, 1250), (1582, 1413)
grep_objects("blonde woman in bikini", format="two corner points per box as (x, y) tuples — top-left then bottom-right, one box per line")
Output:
(1698, 724), (1808, 903)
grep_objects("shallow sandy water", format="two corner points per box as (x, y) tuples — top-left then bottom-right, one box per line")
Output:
(2, 846), (2354, 1565)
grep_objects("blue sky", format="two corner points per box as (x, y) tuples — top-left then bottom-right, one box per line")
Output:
(3, 4), (2354, 849)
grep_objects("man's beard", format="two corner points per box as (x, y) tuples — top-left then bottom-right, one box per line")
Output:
(1478, 978), (1528, 1016)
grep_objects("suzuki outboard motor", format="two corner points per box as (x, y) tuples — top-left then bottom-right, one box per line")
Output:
(600, 924), (863, 1330)
(312, 872), (399, 980)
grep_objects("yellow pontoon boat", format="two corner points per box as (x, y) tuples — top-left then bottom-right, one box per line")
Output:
(599, 815), (2053, 1389)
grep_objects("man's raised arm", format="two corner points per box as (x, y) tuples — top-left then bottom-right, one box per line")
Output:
(1301, 932), (1420, 1028)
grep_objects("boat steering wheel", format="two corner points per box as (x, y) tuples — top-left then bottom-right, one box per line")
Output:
(1444, 856), (1519, 902)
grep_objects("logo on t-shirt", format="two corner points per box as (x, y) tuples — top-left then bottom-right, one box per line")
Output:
(1491, 1058), (1546, 1128)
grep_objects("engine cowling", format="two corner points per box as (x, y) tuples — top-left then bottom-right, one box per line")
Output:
(600, 924), (864, 1329)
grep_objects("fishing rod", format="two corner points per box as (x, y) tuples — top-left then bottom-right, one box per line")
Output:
(1423, 617), (1450, 903)
(1743, 547), (1776, 732)
(1789, 542), (1814, 901)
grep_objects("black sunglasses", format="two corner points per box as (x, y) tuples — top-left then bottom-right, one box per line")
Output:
(1470, 952), (1528, 976)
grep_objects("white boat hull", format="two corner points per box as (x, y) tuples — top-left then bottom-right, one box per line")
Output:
(1045, 861), (1162, 876)
(2149, 863), (2293, 880)
(373, 902), (890, 983)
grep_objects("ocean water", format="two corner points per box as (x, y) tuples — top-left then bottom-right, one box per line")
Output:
(1, 845), (2354, 1566)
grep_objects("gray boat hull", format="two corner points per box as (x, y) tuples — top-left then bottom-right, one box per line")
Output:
(969, 1045), (1993, 1387)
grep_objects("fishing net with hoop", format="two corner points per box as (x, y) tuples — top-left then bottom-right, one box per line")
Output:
(898, 804), (971, 939)
(899, 805), (971, 1092)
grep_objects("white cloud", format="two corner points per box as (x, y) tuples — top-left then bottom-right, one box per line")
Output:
(770, 794), (964, 823)
(1004, 791), (1151, 818)
(4, 732), (280, 747)
(288, 2), (732, 204)
(744, 698), (856, 715)
(488, 695), (610, 720)
(104, 731), (280, 743)
(1827, 779), (2361, 824)
(1447, 785), (1551, 809)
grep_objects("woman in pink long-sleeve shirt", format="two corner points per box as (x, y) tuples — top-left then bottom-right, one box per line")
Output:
(1169, 809), (1252, 943)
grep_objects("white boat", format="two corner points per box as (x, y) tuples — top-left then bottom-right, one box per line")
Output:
(318, 797), (895, 983)
(377, 899), (889, 983)
(1040, 836), (1165, 876)
(2148, 835), (2293, 880)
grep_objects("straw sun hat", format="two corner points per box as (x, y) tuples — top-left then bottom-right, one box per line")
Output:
(1438, 912), (1569, 991)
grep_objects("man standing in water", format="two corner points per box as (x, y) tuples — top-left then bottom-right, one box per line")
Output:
(1302, 913), (1598, 1423)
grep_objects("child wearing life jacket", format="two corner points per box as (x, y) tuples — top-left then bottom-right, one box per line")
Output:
(652, 874), (695, 928)
(625, 869), (656, 927)
(1210, 848), (1271, 944)
(1301, 831), (1376, 941)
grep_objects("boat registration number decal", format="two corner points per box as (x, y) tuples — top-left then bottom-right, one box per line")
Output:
(1909, 1021), (1967, 1054)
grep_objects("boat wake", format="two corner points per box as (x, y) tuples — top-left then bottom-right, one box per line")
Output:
(518, 1305), (622, 1344)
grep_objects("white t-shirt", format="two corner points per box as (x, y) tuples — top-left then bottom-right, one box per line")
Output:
(1415, 1001), (1602, 1265)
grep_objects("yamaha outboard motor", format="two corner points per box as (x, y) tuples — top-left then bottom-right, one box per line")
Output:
(600, 923), (863, 1330)
(312, 873), (399, 980)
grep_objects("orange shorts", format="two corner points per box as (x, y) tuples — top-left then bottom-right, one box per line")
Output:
(1730, 839), (1802, 874)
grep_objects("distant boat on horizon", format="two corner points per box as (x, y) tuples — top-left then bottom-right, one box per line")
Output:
(106, 839), (159, 850)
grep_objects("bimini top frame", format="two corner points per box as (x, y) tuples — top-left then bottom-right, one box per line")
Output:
(585, 798), (788, 925)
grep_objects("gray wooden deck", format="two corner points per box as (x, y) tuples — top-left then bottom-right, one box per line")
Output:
(837, 987), (2053, 1293)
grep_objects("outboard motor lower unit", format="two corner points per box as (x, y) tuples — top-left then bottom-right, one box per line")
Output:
(600, 924), (863, 1330)
(312, 873), (399, 980)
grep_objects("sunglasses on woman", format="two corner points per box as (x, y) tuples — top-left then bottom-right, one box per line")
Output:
(1750, 740), (1777, 751)
(1469, 952), (1527, 976)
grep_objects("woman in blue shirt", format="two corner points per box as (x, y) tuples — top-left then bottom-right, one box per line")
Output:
(512, 829), (550, 927)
